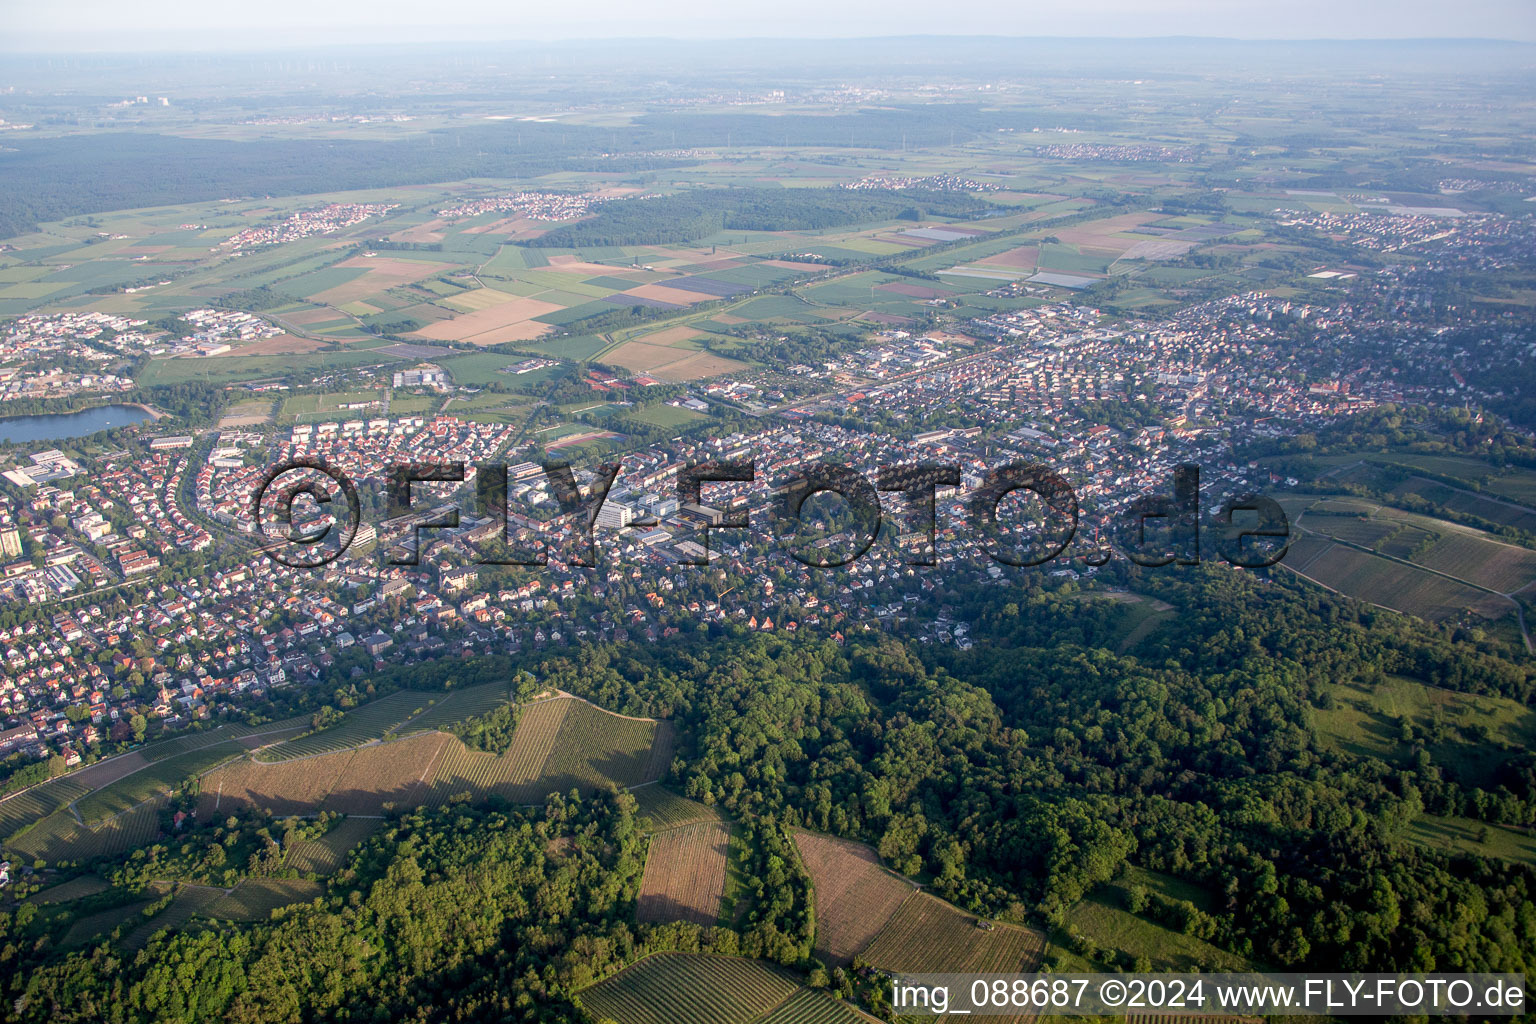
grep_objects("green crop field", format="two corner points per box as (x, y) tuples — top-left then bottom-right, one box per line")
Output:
(578, 953), (801, 1024)
(137, 350), (389, 387)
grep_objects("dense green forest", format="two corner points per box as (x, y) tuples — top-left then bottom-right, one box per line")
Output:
(526, 187), (995, 248)
(0, 105), (1033, 239)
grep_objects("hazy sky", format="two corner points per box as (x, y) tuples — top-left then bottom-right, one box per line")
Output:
(4, 0), (1536, 51)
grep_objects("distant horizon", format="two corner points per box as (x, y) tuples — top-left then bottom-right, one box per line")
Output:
(4, 0), (1535, 54)
(3, 33), (1536, 58)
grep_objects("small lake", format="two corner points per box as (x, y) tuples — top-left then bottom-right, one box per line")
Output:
(0, 404), (153, 444)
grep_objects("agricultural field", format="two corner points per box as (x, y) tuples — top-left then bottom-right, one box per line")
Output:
(136, 348), (391, 388)
(200, 749), (352, 816)
(395, 681), (511, 733)
(75, 741), (246, 825)
(28, 875), (110, 905)
(205, 695), (669, 815)
(7, 794), (167, 864)
(1290, 499), (1536, 596)
(1281, 534), (1510, 624)
(203, 730), (447, 815)
(284, 816), (384, 875)
(254, 690), (439, 762)
(62, 890), (169, 947)
(426, 696), (573, 804)
(861, 893), (1046, 976)
(535, 699), (673, 793)
(121, 883), (227, 951)
(578, 953), (801, 1024)
(793, 830), (916, 966)
(204, 878), (325, 921)
(756, 990), (874, 1024)
(632, 785), (722, 830)
(323, 732), (452, 814)
(0, 778), (91, 839)
(637, 821), (731, 926)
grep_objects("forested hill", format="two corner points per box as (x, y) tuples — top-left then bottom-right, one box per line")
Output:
(0, 105), (1014, 240)
(514, 565), (1536, 974)
(525, 188), (997, 248)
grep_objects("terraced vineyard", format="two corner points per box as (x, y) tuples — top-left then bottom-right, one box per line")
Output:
(396, 681), (511, 733)
(62, 886), (169, 947)
(758, 989), (873, 1023)
(637, 821), (730, 926)
(794, 830), (916, 967)
(284, 817), (383, 875)
(7, 794), (167, 864)
(537, 699), (669, 793)
(862, 893), (1046, 976)
(254, 690), (438, 762)
(0, 778), (89, 838)
(204, 878), (324, 921)
(28, 875), (110, 905)
(323, 732), (451, 813)
(427, 697), (669, 805)
(75, 741), (246, 824)
(633, 785), (722, 830)
(579, 953), (801, 1024)
(121, 884), (226, 950)
(198, 749), (354, 816)
(426, 697), (572, 804)
(140, 716), (311, 761)
(203, 696), (671, 816)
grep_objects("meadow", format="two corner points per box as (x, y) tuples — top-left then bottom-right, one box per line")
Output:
(1310, 674), (1536, 785)
(1054, 867), (1250, 973)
